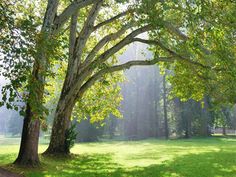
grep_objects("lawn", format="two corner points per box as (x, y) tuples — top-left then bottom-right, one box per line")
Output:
(0, 137), (236, 177)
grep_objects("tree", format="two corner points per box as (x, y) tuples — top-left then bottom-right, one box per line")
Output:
(162, 72), (169, 139)
(1, 0), (95, 166)
(44, 0), (235, 154)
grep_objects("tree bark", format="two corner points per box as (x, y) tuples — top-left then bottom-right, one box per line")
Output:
(14, 104), (40, 166)
(44, 94), (76, 155)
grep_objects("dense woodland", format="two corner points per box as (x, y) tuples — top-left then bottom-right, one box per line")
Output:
(0, 0), (235, 170)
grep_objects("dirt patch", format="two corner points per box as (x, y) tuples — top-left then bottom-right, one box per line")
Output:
(0, 167), (24, 177)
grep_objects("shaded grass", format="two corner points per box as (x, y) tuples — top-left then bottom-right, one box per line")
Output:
(0, 137), (236, 177)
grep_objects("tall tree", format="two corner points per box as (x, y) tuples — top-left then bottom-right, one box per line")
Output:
(1, 0), (95, 166)
(45, 0), (236, 154)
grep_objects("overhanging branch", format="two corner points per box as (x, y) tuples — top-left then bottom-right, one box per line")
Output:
(78, 57), (173, 96)
(133, 38), (211, 69)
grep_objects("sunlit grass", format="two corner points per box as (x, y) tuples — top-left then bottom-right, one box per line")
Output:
(1, 137), (236, 177)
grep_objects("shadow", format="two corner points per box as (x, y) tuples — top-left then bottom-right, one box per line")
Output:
(122, 151), (236, 177)
(19, 150), (236, 177)
(1, 138), (236, 177)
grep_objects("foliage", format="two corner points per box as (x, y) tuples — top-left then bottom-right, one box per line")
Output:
(1, 0), (235, 124)
(0, 0), (68, 119)
(64, 124), (78, 152)
(0, 1), (37, 111)
(137, 0), (236, 103)
(74, 72), (124, 124)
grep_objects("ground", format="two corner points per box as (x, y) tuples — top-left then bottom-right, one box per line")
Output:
(0, 136), (236, 177)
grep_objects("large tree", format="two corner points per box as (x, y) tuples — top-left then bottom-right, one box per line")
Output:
(44, 0), (236, 154)
(1, 0), (96, 166)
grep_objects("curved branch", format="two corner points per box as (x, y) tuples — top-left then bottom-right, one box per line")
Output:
(78, 57), (172, 97)
(93, 25), (152, 65)
(82, 22), (135, 69)
(75, 25), (152, 88)
(163, 21), (188, 40)
(133, 38), (211, 69)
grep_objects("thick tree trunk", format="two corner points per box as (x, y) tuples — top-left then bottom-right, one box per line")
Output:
(44, 95), (76, 155)
(13, 0), (59, 166)
(14, 104), (40, 166)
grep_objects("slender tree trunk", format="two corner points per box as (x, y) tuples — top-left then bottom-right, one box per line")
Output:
(223, 125), (226, 136)
(163, 73), (169, 139)
(185, 117), (191, 138)
(14, 104), (40, 166)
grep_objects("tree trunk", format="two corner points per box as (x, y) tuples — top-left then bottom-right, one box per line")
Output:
(163, 73), (169, 139)
(185, 118), (191, 138)
(14, 104), (40, 166)
(223, 125), (226, 136)
(44, 95), (76, 155)
(13, 0), (59, 166)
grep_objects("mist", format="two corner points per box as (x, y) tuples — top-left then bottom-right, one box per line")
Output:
(1, 43), (236, 141)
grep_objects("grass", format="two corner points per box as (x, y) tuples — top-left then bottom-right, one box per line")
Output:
(1, 136), (236, 177)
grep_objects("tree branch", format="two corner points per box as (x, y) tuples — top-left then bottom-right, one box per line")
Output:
(73, 1), (103, 66)
(78, 57), (173, 97)
(66, 0), (103, 83)
(69, 11), (79, 62)
(82, 22), (135, 69)
(133, 38), (211, 69)
(163, 21), (211, 55)
(163, 21), (188, 40)
(93, 9), (133, 31)
(75, 25), (152, 88)
(93, 25), (152, 65)
(53, 0), (99, 34)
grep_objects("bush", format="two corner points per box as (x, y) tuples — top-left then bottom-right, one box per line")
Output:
(64, 124), (77, 153)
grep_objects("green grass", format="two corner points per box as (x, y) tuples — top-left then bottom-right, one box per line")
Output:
(1, 136), (236, 177)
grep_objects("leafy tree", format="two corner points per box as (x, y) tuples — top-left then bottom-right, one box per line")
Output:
(46, 0), (235, 154)
(1, 0), (95, 166)
(1, 0), (235, 165)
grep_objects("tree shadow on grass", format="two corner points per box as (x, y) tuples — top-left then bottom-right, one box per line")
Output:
(126, 151), (236, 177)
(22, 150), (236, 177)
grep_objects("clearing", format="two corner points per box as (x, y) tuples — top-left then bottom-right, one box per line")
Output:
(0, 137), (236, 177)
